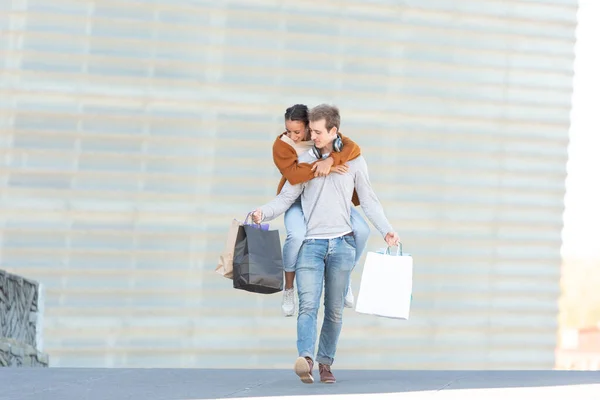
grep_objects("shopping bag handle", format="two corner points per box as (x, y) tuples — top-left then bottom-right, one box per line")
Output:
(244, 212), (262, 228)
(385, 243), (403, 256)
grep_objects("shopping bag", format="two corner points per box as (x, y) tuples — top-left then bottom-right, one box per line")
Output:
(355, 244), (413, 319)
(232, 221), (283, 294)
(215, 219), (242, 279)
(216, 215), (270, 279)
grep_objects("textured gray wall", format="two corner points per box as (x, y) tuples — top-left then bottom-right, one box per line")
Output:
(0, 0), (576, 368)
(0, 270), (48, 367)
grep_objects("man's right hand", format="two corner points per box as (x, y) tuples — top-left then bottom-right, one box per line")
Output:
(251, 209), (263, 224)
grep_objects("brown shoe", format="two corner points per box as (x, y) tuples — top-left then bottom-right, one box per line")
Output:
(319, 363), (336, 384)
(294, 357), (314, 384)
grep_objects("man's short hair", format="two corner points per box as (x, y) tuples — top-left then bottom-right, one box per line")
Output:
(309, 104), (340, 131)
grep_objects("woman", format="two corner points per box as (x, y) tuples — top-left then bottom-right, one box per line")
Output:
(272, 104), (370, 316)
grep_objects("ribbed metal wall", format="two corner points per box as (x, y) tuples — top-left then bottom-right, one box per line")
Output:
(0, 0), (576, 368)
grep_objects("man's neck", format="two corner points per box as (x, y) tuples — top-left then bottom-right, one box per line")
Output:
(321, 144), (334, 155)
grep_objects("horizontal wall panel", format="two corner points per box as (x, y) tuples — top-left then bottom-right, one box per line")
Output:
(0, 0), (574, 369)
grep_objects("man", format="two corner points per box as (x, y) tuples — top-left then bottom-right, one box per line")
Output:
(252, 104), (399, 384)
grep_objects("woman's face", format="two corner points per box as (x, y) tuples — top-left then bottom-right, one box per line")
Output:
(285, 120), (308, 143)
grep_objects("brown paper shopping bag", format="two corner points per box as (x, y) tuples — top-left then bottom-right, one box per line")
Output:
(215, 219), (243, 279)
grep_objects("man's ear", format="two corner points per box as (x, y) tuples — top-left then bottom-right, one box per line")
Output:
(329, 126), (338, 136)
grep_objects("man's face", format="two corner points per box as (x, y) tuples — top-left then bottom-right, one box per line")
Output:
(309, 119), (337, 149)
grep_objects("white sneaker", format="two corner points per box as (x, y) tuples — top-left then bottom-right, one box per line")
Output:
(282, 288), (296, 317)
(344, 283), (354, 308)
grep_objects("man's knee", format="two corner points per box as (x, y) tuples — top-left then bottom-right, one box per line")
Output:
(298, 298), (319, 316)
(324, 305), (343, 324)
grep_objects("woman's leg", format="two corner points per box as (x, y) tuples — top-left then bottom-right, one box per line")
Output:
(284, 271), (296, 291)
(282, 199), (307, 316)
(350, 207), (370, 266)
(346, 208), (371, 308)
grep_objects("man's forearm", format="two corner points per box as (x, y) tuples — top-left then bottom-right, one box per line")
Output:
(261, 198), (291, 222)
(354, 159), (394, 237)
(260, 182), (303, 222)
(360, 196), (394, 237)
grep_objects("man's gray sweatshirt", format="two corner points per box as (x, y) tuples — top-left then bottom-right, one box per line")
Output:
(260, 152), (394, 239)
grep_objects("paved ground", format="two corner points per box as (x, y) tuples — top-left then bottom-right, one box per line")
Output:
(1, 369), (599, 400)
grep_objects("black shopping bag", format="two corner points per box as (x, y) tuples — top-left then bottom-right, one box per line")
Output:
(233, 224), (284, 294)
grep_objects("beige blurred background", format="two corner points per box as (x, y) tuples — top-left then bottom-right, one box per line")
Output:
(1, 0), (596, 370)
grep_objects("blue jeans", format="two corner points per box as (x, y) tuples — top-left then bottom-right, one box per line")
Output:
(296, 235), (356, 365)
(282, 199), (370, 272)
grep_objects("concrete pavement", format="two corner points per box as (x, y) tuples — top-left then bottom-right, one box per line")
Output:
(1, 369), (599, 400)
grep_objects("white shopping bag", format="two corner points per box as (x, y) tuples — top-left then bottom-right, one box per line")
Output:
(355, 244), (413, 320)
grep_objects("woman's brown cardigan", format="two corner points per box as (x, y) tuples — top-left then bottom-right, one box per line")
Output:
(272, 132), (361, 206)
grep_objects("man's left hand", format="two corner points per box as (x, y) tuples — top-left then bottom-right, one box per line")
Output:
(251, 209), (263, 224)
(311, 157), (334, 177)
(385, 232), (400, 247)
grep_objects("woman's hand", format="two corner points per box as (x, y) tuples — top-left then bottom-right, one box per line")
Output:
(312, 158), (334, 177)
(331, 164), (349, 174)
